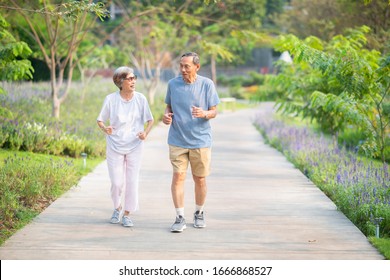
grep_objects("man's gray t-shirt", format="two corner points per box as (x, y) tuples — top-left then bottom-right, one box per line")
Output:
(165, 75), (220, 149)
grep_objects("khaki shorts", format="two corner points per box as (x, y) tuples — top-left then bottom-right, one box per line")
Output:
(169, 145), (211, 177)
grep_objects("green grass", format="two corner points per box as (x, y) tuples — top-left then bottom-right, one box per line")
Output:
(0, 148), (104, 245)
(369, 237), (390, 260)
(0, 149), (103, 177)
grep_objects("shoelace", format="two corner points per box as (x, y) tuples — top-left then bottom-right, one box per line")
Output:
(195, 213), (204, 220)
(123, 216), (132, 224)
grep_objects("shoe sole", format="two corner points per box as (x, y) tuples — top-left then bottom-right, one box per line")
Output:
(193, 224), (206, 228)
(171, 224), (187, 232)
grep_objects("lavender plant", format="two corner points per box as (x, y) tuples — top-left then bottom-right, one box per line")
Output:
(254, 104), (390, 237)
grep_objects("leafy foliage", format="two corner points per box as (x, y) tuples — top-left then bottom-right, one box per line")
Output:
(274, 0), (390, 53)
(4, 0), (110, 118)
(270, 27), (390, 162)
(0, 14), (34, 119)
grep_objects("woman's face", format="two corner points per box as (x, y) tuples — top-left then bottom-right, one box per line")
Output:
(122, 73), (137, 91)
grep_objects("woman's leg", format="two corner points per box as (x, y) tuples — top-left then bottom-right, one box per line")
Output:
(106, 145), (125, 210)
(123, 142), (144, 213)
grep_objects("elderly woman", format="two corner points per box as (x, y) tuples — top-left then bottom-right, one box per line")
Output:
(97, 66), (154, 227)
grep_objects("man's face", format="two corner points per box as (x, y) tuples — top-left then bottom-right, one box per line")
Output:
(180, 56), (199, 82)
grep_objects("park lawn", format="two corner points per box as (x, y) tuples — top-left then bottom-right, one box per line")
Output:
(369, 238), (390, 260)
(0, 148), (104, 175)
(0, 148), (104, 245)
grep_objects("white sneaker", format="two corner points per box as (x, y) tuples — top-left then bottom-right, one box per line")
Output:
(110, 209), (121, 224)
(122, 216), (134, 227)
(170, 215), (186, 232)
(193, 211), (206, 228)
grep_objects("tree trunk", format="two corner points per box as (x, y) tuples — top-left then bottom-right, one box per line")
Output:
(147, 67), (161, 106)
(52, 96), (61, 119)
(211, 55), (217, 86)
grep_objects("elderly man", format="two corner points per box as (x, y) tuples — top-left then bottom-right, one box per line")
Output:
(163, 52), (220, 232)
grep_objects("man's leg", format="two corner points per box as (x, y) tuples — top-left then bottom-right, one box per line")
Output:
(193, 175), (207, 207)
(170, 172), (187, 232)
(193, 175), (207, 228)
(169, 145), (190, 232)
(171, 172), (186, 209)
(190, 147), (210, 228)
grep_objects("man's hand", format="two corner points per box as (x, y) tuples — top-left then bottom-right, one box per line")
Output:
(163, 112), (173, 125)
(192, 106), (206, 118)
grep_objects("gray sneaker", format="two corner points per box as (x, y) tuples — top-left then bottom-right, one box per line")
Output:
(110, 209), (121, 224)
(170, 215), (186, 232)
(193, 211), (206, 228)
(122, 216), (134, 227)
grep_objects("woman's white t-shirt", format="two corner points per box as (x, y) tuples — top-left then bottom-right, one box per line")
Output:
(97, 91), (153, 154)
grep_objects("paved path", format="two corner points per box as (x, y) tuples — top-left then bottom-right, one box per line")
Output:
(0, 103), (384, 260)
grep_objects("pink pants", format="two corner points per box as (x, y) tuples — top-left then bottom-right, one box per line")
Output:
(106, 143), (143, 213)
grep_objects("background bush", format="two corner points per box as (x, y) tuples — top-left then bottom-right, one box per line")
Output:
(267, 27), (390, 162)
(0, 78), (168, 159)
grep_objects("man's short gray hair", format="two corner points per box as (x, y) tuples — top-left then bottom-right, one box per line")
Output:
(113, 66), (135, 90)
(181, 52), (200, 65)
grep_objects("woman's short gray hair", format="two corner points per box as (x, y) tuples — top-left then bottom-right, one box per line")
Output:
(113, 66), (135, 90)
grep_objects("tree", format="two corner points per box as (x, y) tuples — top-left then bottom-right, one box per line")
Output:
(93, 0), (270, 105)
(275, 0), (390, 53)
(195, 0), (269, 85)
(0, 13), (33, 118)
(112, 0), (193, 106)
(163, 0), (270, 86)
(75, 43), (124, 102)
(273, 26), (390, 162)
(4, 0), (109, 118)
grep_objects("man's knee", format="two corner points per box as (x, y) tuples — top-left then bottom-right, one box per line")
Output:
(173, 172), (186, 183)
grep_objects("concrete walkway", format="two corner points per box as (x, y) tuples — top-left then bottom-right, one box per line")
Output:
(0, 103), (384, 260)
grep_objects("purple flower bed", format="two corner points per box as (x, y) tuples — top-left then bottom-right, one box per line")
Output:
(254, 104), (389, 237)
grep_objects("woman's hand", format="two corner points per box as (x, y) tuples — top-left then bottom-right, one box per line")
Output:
(137, 131), (147, 140)
(101, 125), (114, 135)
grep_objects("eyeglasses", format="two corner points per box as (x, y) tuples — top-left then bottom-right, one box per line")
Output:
(123, 75), (137, 81)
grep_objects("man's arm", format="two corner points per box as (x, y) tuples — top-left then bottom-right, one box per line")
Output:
(203, 105), (217, 119)
(192, 105), (217, 119)
(163, 105), (173, 125)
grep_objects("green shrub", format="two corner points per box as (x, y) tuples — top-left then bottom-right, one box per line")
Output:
(272, 27), (390, 162)
(61, 134), (86, 158)
(0, 154), (79, 229)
